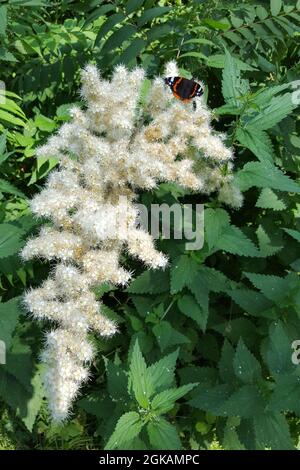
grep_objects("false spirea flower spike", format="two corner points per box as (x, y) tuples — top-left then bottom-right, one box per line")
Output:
(21, 61), (242, 422)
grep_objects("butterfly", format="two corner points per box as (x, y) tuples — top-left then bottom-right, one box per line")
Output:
(164, 76), (204, 110)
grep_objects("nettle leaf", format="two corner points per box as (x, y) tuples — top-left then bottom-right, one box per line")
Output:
(147, 349), (178, 393)
(217, 225), (260, 257)
(0, 297), (23, 348)
(204, 208), (259, 257)
(236, 161), (300, 193)
(106, 361), (128, 401)
(189, 383), (233, 415)
(222, 417), (245, 450)
(233, 339), (262, 383)
(0, 223), (25, 258)
(129, 340), (154, 408)
(256, 188), (286, 211)
(147, 418), (181, 450)
(269, 374), (300, 415)
(153, 321), (190, 352)
(219, 339), (236, 383)
(127, 269), (169, 294)
(236, 128), (274, 162)
(221, 385), (265, 418)
(222, 49), (248, 106)
(253, 413), (293, 450)
(151, 383), (198, 415)
(245, 92), (296, 130)
(177, 293), (208, 332)
(227, 288), (273, 317)
(283, 228), (300, 242)
(256, 225), (283, 257)
(265, 321), (295, 375)
(22, 365), (44, 432)
(0, 178), (26, 198)
(104, 412), (143, 450)
(170, 255), (199, 294)
(244, 272), (290, 304)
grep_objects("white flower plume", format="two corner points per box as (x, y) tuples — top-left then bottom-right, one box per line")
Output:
(21, 61), (241, 422)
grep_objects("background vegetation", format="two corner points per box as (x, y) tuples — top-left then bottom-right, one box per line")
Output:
(0, 0), (300, 450)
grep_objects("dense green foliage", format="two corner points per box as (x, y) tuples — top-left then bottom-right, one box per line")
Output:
(0, 0), (300, 450)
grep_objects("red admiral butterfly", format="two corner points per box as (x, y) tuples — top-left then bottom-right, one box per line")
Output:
(164, 76), (204, 109)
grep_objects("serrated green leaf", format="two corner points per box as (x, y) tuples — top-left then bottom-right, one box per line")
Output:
(177, 294), (208, 332)
(222, 49), (248, 106)
(236, 128), (274, 162)
(127, 269), (169, 294)
(129, 340), (154, 408)
(0, 223), (24, 257)
(256, 225), (283, 257)
(0, 6), (7, 36)
(147, 418), (181, 450)
(151, 383), (198, 415)
(95, 13), (126, 48)
(283, 228), (300, 242)
(107, 361), (128, 401)
(253, 412), (293, 450)
(189, 383), (233, 415)
(153, 321), (190, 352)
(170, 255), (199, 294)
(244, 272), (289, 303)
(245, 93), (296, 130)
(0, 178), (26, 198)
(104, 412), (143, 450)
(265, 321), (294, 375)
(256, 188), (286, 210)
(233, 339), (261, 383)
(221, 385), (265, 418)
(236, 161), (300, 193)
(148, 349), (178, 393)
(227, 288), (273, 316)
(219, 339), (236, 383)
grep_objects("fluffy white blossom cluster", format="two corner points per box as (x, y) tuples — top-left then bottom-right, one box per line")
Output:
(21, 61), (241, 421)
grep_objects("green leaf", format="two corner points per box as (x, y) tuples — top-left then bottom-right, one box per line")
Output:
(244, 272), (289, 304)
(219, 339), (236, 383)
(153, 321), (190, 352)
(148, 349), (178, 392)
(129, 340), (153, 408)
(236, 128), (274, 162)
(151, 383), (198, 414)
(170, 255), (199, 294)
(253, 413), (293, 450)
(204, 208), (230, 252)
(227, 289), (273, 316)
(270, 0), (282, 16)
(126, 0), (144, 15)
(217, 225), (260, 257)
(269, 374), (300, 415)
(147, 418), (181, 450)
(256, 225), (283, 257)
(104, 412), (143, 450)
(127, 269), (169, 294)
(137, 6), (171, 27)
(245, 93), (296, 130)
(236, 161), (300, 193)
(189, 384), (232, 415)
(107, 361), (128, 401)
(0, 297), (22, 349)
(233, 339), (261, 383)
(102, 24), (137, 53)
(0, 6), (7, 36)
(22, 365), (44, 432)
(256, 188), (286, 211)
(177, 294), (208, 332)
(283, 228), (300, 242)
(221, 385), (265, 418)
(0, 178), (26, 198)
(117, 38), (146, 65)
(222, 49), (248, 106)
(265, 321), (294, 375)
(0, 223), (24, 258)
(95, 13), (126, 47)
